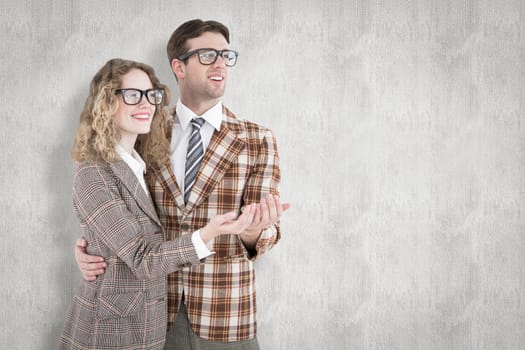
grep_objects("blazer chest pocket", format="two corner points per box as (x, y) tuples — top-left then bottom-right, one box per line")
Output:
(96, 291), (144, 320)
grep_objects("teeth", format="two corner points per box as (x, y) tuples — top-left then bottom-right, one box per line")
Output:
(210, 76), (223, 81)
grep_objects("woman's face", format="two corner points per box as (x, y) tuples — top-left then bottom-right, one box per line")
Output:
(114, 68), (156, 149)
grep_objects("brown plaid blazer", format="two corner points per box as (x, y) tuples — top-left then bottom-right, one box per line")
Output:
(149, 105), (281, 342)
(60, 160), (200, 350)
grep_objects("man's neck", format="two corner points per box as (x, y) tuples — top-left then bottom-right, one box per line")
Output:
(180, 96), (220, 116)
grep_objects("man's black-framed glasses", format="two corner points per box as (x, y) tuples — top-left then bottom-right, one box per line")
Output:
(178, 48), (239, 67)
(115, 88), (164, 106)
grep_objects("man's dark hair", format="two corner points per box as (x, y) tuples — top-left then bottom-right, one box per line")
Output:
(166, 19), (230, 64)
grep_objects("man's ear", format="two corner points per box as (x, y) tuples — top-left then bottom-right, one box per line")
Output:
(171, 59), (185, 80)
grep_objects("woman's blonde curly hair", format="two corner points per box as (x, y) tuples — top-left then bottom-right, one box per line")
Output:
(72, 58), (172, 170)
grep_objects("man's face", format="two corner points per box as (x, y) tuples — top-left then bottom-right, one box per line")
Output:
(177, 31), (230, 106)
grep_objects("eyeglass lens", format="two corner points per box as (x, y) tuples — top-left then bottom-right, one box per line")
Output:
(198, 50), (237, 66)
(120, 89), (163, 105)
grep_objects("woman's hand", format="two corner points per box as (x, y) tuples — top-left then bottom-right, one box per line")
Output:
(199, 203), (257, 243)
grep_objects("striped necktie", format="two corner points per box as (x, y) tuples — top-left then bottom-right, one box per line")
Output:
(184, 118), (205, 203)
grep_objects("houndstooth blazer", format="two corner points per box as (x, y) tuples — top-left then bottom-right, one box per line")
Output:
(149, 105), (282, 342)
(60, 159), (200, 350)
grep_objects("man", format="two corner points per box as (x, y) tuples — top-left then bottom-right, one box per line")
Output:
(75, 19), (287, 349)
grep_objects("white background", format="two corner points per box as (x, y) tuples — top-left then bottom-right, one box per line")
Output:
(1, 1), (524, 349)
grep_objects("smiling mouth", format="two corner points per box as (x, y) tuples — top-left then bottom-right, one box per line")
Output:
(209, 76), (223, 81)
(131, 113), (150, 120)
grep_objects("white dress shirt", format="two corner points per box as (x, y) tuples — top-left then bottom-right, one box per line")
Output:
(170, 100), (223, 192)
(116, 144), (212, 259)
(169, 100), (223, 256)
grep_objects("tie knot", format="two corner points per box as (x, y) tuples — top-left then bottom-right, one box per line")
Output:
(191, 118), (205, 129)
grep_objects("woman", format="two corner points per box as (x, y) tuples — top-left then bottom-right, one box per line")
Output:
(60, 58), (255, 350)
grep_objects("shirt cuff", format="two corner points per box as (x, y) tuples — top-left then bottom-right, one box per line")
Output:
(191, 230), (214, 260)
(259, 225), (277, 239)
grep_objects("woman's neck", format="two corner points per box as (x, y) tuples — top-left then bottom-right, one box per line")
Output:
(117, 135), (137, 154)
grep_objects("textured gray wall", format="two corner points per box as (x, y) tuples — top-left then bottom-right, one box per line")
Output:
(1, 1), (524, 349)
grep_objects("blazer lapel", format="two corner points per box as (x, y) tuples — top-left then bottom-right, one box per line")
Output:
(184, 113), (246, 213)
(110, 160), (161, 226)
(153, 111), (186, 213)
(155, 164), (186, 212)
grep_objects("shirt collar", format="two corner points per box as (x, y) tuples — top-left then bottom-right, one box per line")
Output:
(115, 144), (147, 174)
(176, 99), (222, 132)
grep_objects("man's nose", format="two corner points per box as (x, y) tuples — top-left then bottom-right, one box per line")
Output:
(213, 54), (227, 67)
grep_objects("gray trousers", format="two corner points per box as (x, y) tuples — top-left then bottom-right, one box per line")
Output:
(163, 303), (260, 350)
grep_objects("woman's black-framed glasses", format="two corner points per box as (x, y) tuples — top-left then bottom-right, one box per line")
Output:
(178, 48), (239, 67)
(115, 88), (164, 106)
